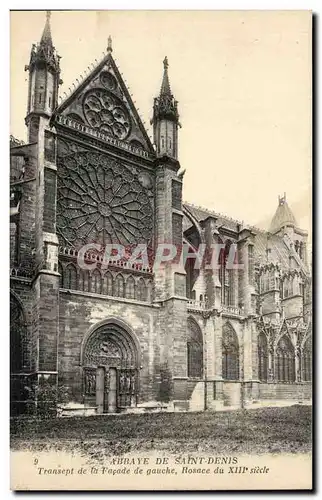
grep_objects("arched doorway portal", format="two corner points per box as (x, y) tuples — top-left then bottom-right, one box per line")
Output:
(82, 320), (140, 413)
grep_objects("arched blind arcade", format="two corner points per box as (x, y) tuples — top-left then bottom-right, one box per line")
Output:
(222, 324), (239, 380)
(187, 319), (203, 378)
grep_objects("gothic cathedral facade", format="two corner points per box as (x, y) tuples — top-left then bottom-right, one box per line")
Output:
(10, 14), (312, 416)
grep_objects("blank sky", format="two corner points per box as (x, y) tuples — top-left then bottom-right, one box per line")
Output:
(10, 10), (311, 233)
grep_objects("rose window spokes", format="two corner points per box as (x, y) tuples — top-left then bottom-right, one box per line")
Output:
(57, 152), (153, 248)
(83, 89), (131, 140)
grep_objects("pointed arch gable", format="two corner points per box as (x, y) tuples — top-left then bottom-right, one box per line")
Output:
(55, 52), (154, 153)
(275, 320), (293, 348)
(222, 321), (239, 345)
(257, 316), (269, 332)
(187, 316), (203, 343)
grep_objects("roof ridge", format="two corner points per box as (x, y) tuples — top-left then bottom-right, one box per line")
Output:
(57, 50), (110, 109)
(183, 200), (267, 233)
(55, 49), (154, 152)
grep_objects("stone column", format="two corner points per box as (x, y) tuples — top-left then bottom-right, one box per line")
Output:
(153, 158), (186, 301)
(295, 346), (300, 382)
(33, 119), (60, 414)
(203, 315), (214, 409)
(238, 240), (250, 315)
(211, 314), (224, 410)
(243, 319), (258, 404)
(268, 345), (274, 382)
(153, 157), (188, 407)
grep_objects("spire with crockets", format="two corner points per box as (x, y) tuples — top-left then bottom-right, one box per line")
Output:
(152, 57), (180, 158)
(25, 10), (60, 75)
(25, 11), (62, 138)
(40, 10), (53, 47)
(160, 56), (171, 96)
(154, 56), (179, 122)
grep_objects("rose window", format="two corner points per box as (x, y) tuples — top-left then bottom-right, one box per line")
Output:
(83, 89), (131, 140)
(57, 152), (153, 248)
(100, 71), (117, 92)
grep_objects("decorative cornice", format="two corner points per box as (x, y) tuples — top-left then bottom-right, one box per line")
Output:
(54, 114), (155, 166)
(154, 154), (180, 171)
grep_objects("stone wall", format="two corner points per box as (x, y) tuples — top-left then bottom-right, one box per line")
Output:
(259, 382), (311, 400)
(10, 144), (37, 274)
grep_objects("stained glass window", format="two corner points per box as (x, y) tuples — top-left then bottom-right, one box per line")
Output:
(275, 335), (295, 382)
(57, 152), (153, 249)
(302, 337), (312, 382)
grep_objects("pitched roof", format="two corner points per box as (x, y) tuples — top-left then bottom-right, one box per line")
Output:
(184, 202), (244, 233)
(253, 231), (290, 268)
(183, 201), (292, 270)
(269, 194), (297, 234)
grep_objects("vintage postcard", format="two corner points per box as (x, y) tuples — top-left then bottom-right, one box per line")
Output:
(10, 10), (312, 491)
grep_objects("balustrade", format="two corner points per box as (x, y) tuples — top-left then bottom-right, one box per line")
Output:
(56, 114), (153, 159)
(187, 299), (207, 311)
(222, 304), (243, 316)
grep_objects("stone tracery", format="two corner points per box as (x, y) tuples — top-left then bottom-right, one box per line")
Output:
(57, 152), (153, 248)
(83, 88), (131, 140)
